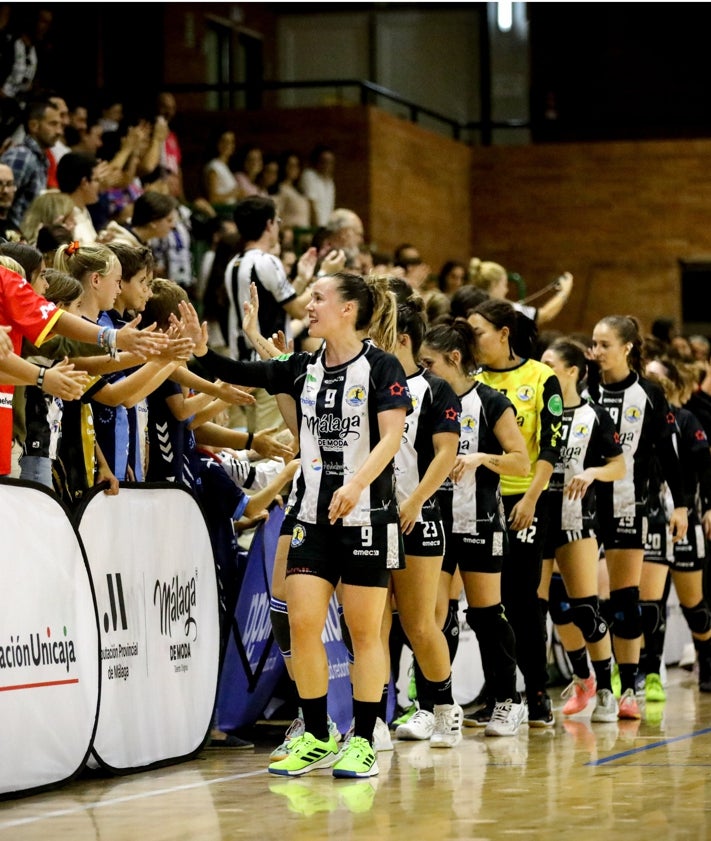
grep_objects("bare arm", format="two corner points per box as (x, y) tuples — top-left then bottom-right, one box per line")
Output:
(92, 360), (180, 409)
(400, 431), (459, 535)
(327, 407), (406, 525)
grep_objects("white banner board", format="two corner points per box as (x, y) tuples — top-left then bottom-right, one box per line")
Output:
(0, 480), (100, 797)
(77, 485), (220, 771)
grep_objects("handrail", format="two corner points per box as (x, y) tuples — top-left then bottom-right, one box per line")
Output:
(168, 79), (529, 145)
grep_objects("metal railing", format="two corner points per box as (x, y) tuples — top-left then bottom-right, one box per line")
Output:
(168, 79), (529, 146)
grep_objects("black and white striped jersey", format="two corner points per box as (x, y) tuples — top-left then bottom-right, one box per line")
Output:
(437, 381), (512, 535)
(224, 248), (297, 361)
(594, 372), (681, 519)
(393, 367), (461, 516)
(200, 342), (412, 527)
(549, 400), (623, 532)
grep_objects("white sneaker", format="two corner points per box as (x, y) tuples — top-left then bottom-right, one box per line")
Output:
(430, 703), (463, 748)
(591, 689), (619, 723)
(373, 717), (393, 752)
(395, 709), (435, 741)
(679, 642), (697, 672)
(271, 713), (340, 761)
(270, 715), (305, 761)
(484, 699), (527, 737)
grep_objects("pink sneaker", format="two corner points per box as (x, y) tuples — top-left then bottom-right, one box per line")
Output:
(560, 675), (597, 716)
(617, 688), (641, 720)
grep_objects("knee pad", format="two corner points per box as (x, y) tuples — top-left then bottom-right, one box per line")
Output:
(609, 586), (642, 640)
(548, 573), (574, 626)
(681, 599), (711, 635)
(338, 603), (355, 664)
(640, 599), (666, 637)
(570, 595), (608, 643)
(269, 597), (291, 658)
(465, 603), (507, 636)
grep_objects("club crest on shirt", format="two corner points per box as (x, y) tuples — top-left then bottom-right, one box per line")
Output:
(571, 422), (590, 439)
(346, 385), (367, 406)
(291, 524), (306, 547)
(624, 406), (642, 423)
(517, 384), (535, 402)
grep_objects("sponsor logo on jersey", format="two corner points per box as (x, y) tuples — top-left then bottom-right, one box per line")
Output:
(460, 414), (477, 431)
(310, 458), (322, 471)
(548, 394), (564, 415)
(389, 381), (406, 397)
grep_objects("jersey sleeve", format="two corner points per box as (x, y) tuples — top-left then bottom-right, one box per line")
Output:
(428, 375), (461, 435)
(370, 350), (412, 413)
(538, 369), (565, 466)
(0, 268), (63, 347)
(256, 253), (296, 305)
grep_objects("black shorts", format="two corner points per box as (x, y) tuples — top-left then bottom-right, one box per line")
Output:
(543, 526), (597, 558)
(598, 512), (648, 552)
(402, 517), (446, 557)
(672, 515), (706, 572)
(442, 526), (507, 575)
(643, 511), (673, 567)
(286, 519), (405, 588)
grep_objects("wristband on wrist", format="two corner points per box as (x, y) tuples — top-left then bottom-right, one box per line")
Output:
(36, 366), (47, 390)
(246, 432), (254, 449)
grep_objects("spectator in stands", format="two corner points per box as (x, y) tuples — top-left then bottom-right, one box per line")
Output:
(203, 128), (239, 208)
(300, 144), (335, 227)
(321, 207), (364, 268)
(20, 189), (75, 245)
(56, 152), (101, 244)
(276, 150), (310, 231)
(100, 189), (178, 277)
(45, 93), (69, 186)
(224, 195), (317, 431)
(0, 6), (53, 142)
(438, 260), (468, 297)
(0, 160), (20, 240)
(0, 98), (62, 228)
(469, 257), (573, 327)
(234, 143), (265, 200)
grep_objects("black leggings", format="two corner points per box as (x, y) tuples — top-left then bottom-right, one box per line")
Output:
(501, 491), (550, 696)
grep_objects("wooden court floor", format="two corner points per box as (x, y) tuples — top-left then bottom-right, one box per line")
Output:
(1, 666), (710, 841)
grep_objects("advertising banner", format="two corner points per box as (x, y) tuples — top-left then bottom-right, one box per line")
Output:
(77, 484), (220, 771)
(0, 480), (100, 797)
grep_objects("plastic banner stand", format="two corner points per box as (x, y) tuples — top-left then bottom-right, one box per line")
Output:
(76, 484), (220, 772)
(0, 479), (100, 798)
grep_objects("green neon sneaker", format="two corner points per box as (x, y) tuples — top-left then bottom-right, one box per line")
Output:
(332, 735), (379, 778)
(268, 731), (339, 776)
(392, 702), (417, 727)
(611, 662), (621, 699)
(645, 672), (666, 703)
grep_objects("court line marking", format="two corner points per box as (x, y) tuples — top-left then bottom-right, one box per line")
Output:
(585, 725), (711, 766)
(0, 768), (267, 830)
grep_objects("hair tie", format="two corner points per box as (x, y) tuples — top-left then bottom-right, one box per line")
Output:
(67, 241), (80, 256)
